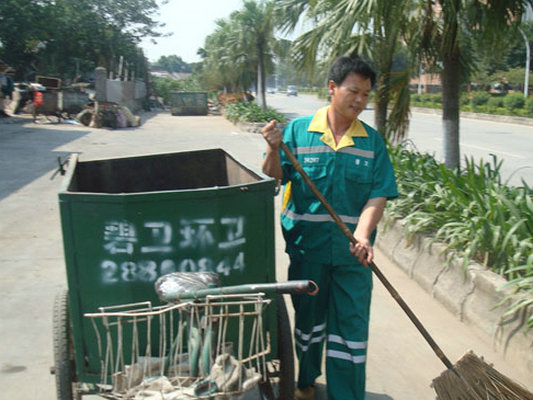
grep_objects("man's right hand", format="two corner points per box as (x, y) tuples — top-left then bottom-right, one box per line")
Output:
(261, 120), (283, 150)
(261, 120), (284, 179)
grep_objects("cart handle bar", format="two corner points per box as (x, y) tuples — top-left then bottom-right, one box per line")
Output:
(160, 279), (318, 303)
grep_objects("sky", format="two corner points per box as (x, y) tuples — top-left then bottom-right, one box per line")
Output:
(140, 0), (248, 64)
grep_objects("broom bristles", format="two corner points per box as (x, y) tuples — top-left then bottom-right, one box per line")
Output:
(432, 351), (533, 400)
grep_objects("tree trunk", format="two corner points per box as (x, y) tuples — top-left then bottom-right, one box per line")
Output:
(374, 72), (390, 136)
(374, 91), (388, 136)
(257, 45), (267, 109)
(441, 52), (461, 169)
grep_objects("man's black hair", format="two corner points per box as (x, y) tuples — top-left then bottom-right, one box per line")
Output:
(327, 56), (376, 88)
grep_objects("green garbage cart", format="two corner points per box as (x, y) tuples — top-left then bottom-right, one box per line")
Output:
(170, 91), (208, 115)
(53, 148), (295, 399)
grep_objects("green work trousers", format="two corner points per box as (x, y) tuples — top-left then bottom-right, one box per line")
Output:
(289, 260), (373, 400)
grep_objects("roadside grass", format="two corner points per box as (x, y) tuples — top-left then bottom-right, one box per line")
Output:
(386, 142), (533, 332)
(224, 101), (287, 124)
(411, 93), (533, 118)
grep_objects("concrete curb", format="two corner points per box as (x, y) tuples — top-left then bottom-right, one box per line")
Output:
(377, 218), (533, 376)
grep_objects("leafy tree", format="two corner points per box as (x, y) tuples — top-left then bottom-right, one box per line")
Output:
(0, 0), (164, 81)
(502, 21), (533, 70)
(199, 0), (277, 108)
(152, 55), (192, 73)
(0, 0), (51, 80)
(418, 0), (533, 168)
(200, 18), (254, 93)
(233, 0), (276, 108)
(151, 75), (202, 104)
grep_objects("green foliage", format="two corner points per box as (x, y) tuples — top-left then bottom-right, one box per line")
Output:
(412, 91), (532, 118)
(471, 91), (490, 106)
(0, 0), (162, 81)
(152, 56), (192, 73)
(387, 143), (533, 331)
(198, 0), (276, 105)
(527, 97), (533, 117)
(504, 92), (526, 113)
(410, 93), (443, 109)
(505, 67), (533, 87)
(224, 101), (287, 124)
(487, 97), (504, 109)
(151, 76), (203, 104)
(460, 92), (471, 106)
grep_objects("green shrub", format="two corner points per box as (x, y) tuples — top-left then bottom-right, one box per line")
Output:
(411, 91), (532, 119)
(471, 91), (490, 107)
(504, 92), (526, 113)
(487, 97), (504, 109)
(430, 94), (442, 104)
(474, 105), (489, 114)
(491, 107), (507, 115)
(386, 144), (533, 332)
(224, 101), (287, 124)
(514, 109), (530, 117)
(526, 96), (533, 117)
(460, 92), (470, 106)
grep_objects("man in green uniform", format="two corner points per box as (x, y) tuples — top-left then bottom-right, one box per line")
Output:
(261, 56), (398, 400)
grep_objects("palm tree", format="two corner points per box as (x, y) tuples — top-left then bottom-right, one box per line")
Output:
(201, 18), (255, 93)
(199, 1), (276, 107)
(418, 0), (533, 168)
(276, 0), (417, 141)
(234, 0), (276, 109)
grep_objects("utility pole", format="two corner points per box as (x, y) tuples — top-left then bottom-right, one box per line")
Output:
(519, 28), (530, 98)
(418, 64), (423, 95)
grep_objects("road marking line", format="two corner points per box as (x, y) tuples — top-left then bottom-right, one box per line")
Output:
(433, 138), (526, 159)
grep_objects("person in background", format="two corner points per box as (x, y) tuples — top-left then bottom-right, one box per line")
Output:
(261, 55), (398, 400)
(0, 66), (12, 117)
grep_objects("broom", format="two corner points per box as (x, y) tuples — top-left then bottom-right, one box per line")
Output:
(279, 141), (533, 400)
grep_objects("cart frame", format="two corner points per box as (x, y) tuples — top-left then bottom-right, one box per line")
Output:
(53, 149), (294, 399)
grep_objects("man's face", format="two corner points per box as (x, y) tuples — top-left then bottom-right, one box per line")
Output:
(329, 72), (371, 121)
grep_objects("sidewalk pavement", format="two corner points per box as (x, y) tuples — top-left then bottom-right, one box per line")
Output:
(0, 111), (531, 400)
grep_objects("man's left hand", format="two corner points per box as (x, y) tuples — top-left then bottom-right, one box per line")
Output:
(350, 236), (373, 267)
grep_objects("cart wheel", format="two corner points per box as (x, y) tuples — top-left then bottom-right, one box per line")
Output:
(53, 289), (79, 400)
(260, 294), (295, 400)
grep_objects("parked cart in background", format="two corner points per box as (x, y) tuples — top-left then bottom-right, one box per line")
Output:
(170, 91), (208, 116)
(53, 149), (302, 399)
(31, 76), (90, 121)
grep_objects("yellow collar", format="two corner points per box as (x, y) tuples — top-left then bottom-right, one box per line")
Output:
(308, 106), (367, 151)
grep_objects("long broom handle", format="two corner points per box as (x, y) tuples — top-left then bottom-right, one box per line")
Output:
(280, 142), (454, 370)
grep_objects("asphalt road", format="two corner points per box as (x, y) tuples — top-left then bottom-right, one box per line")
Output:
(266, 93), (533, 187)
(0, 111), (531, 400)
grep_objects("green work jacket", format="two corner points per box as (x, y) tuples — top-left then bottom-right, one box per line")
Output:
(280, 113), (398, 265)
